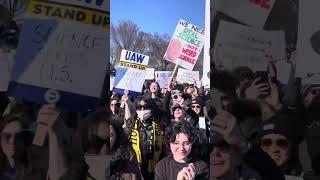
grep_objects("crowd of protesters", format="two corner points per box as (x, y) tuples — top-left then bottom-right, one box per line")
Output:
(1, 48), (320, 180)
(1, 4), (320, 180)
(2, 49), (320, 180)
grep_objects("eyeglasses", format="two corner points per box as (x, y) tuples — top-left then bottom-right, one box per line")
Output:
(191, 105), (201, 109)
(170, 141), (192, 148)
(136, 104), (150, 110)
(260, 138), (289, 149)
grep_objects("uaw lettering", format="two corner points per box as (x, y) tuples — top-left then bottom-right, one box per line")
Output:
(125, 51), (145, 64)
(118, 62), (147, 71)
(28, 0), (109, 29)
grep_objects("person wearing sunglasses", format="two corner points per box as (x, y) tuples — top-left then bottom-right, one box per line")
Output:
(258, 113), (303, 177)
(155, 121), (208, 180)
(126, 97), (164, 180)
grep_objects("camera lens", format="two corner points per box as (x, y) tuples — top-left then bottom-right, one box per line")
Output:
(174, 95), (178, 99)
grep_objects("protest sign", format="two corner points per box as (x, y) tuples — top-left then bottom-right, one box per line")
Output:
(213, 20), (286, 71)
(0, 51), (14, 91)
(145, 68), (155, 80)
(113, 49), (149, 96)
(296, 1), (320, 84)
(164, 19), (205, 70)
(155, 71), (173, 88)
(8, 19), (109, 112)
(176, 68), (199, 84)
(215, 0), (276, 28)
(110, 76), (115, 91)
(27, 0), (109, 29)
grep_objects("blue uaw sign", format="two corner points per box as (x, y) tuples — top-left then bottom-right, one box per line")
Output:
(113, 49), (150, 97)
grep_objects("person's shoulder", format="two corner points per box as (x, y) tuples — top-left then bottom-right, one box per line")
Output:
(156, 156), (172, 169)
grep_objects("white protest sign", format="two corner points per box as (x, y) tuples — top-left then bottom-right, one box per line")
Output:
(12, 20), (108, 97)
(9, 19), (109, 111)
(215, 0), (276, 29)
(110, 76), (115, 91)
(145, 68), (155, 80)
(176, 68), (199, 84)
(213, 20), (286, 71)
(164, 19), (205, 70)
(0, 51), (14, 91)
(113, 49), (149, 96)
(296, 1), (320, 84)
(155, 71), (173, 88)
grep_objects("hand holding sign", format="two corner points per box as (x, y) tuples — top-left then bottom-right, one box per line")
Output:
(37, 104), (60, 129)
(33, 104), (60, 146)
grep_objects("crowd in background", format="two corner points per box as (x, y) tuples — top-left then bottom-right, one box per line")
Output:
(1, 52), (320, 180)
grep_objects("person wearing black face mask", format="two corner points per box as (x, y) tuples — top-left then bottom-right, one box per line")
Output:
(126, 97), (164, 180)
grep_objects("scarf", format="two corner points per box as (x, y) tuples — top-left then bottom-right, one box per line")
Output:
(130, 118), (163, 173)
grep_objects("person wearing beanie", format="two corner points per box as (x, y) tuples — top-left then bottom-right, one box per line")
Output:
(170, 101), (199, 127)
(258, 113), (304, 177)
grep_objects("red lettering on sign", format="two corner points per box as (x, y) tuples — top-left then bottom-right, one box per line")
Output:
(249, 0), (271, 10)
(182, 48), (197, 57)
(179, 54), (195, 64)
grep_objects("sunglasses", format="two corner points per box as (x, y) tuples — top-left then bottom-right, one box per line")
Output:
(260, 138), (289, 149)
(136, 104), (150, 110)
(191, 105), (201, 109)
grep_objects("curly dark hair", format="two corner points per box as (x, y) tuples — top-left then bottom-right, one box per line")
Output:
(164, 121), (198, 154)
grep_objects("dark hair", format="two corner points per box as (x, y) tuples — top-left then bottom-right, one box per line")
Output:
(77, 108), (111, 154)
(211, 70), (237, 97)
(0, 115), (30, 169)
(110, 120), (135, 160)
(147, 81), (161, 97)
(231, 66), (255, 86)
(134, 97), (159, 117)
(164, 121), (197, 153)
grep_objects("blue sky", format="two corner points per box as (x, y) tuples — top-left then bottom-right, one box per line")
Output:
(111, 0), (205, 36)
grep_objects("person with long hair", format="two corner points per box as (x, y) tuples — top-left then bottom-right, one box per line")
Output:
(0, 114), (30, 180)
